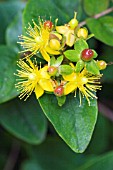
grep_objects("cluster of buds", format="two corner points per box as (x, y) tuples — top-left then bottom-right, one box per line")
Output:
(15, 13), (107, 106)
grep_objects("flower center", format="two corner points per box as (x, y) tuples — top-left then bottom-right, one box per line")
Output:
(28, 73), (37, 80)
(80, 77), (88, 85)
(35, 36), (42, 43)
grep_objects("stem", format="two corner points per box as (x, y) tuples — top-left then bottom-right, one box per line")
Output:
(98, 101), (113, 121)
(79, 7), (113, 27)
(3, 141), (20, 170)
(107, 62), (113, 65)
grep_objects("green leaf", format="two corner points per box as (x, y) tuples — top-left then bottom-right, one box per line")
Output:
(64, 39), (88, 62)
(23, 0), (68, 28)
(59, 65), (73, 75)
(0, 95), (47, 144)
(39, 94), (98, 153)
(86, 114), (110, 154)
(23, 0), (84, 29)
(78, 151), (113, 170)
(53, 0), (84, 21)
(75, 60), (85, 72)
(92, 50), (98, 58)
(0, 1), (24, 44)
(74, 39), (89, 51)
(84, 0), (109, 16)
(86, 60), (100, 75)
(54, 55), (63, 67)
(6, 12), (22, 48)
(0, 46), (19, 104)
(56, 96), (66, 107)
(21, 137), (89, 170)
(50, 57), (56, 66)
(86, 16), (113, 46)
(64, 50), (80, 62)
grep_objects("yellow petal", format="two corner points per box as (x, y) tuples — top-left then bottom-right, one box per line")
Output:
(65, 31), (75, 47)
(39, 79), (53, 92)
(45, 46), (60, 55)
(40, 49), (50, 61)
(39, 66), (50, 79)
(34, 84), (44, 99)
(64, 82), (77, 95)
(63, 72), (77, 81)
(56, 26), (69, 34)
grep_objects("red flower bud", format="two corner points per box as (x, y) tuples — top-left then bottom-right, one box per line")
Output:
(54, 85), (64, 97)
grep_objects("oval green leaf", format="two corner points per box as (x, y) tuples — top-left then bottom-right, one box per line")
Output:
(75, 60), (85, 72)
(0, 96), (47, 144)
(86, 16), (113, 46)
(84, 0), (109, 16)
(78, 151), (113, 170)
(0, 1), (24, 44)
(86, 60), (100, 75)
(23, 0), (85, 30)
(64, 50), (80, 62)
(0, 46), (19, 104)
(6, 11), (22, 48)
(39, 94), (98, 153)
(59, 65), (73, 75)
(21, 137), (89, 170)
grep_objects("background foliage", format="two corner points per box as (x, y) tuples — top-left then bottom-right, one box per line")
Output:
(0, 0), (113, 169)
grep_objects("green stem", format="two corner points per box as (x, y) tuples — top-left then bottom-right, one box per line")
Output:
(79, 7), (113, 27)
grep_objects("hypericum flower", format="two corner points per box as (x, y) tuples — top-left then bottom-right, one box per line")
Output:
(63, 69), (102, 105)
(15, 59), (53, 100)
(18, 19), (60, 61)
(55, 13), (78, 47)
(56, 25), (75, 47)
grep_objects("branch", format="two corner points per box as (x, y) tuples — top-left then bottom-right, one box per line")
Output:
(3, 141), (20, 170)
(79, 7), (113, 27)
(98, 101), (113, 121)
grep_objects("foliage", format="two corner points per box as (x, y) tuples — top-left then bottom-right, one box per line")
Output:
(0, 0), (113, 169)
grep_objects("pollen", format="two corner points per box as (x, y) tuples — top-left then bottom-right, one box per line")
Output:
(15, 59), (53, 100)
(18, 19), (61, 62)
(35, 36), (42, 43)
(63, 69), (102, 106)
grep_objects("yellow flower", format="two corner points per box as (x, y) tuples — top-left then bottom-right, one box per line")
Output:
(18, 19), (60, 61)
(15, 59), (53, 100)
(56, 25), (75, 47)
(63, 69), (102, 105)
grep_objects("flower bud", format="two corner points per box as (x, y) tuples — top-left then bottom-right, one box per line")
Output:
(44, 20), (53, 30)
(77, 28), (88, 39)
(81, 49), (94, 61)
(47, 66), (58, 76)
(49, 39), (61, 50)
(54, 85), (64, 97)
(49, 33), (62, 41)
(69, 18), (78, 29)
(69, 12), (78, 29)
(97, 60), (107, 70)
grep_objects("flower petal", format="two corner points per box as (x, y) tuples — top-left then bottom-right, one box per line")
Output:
(39, 79), (53, 92)
(39, 66), (50, 79)
(63, 72), (77, 81)
(64, 82), (77, 95)
(45, 46), (60, 55)
(40, 49), (50, 61)
(56, 26), (69, 34)
(65, 30), (75, 47)
(34, 84), (44, 99)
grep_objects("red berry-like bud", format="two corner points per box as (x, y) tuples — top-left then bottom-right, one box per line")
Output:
(47, 66), (58, 76)
(81, 49), (94, 61)
(44, 20), (53, 29)
(54, 85), (64, 97)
